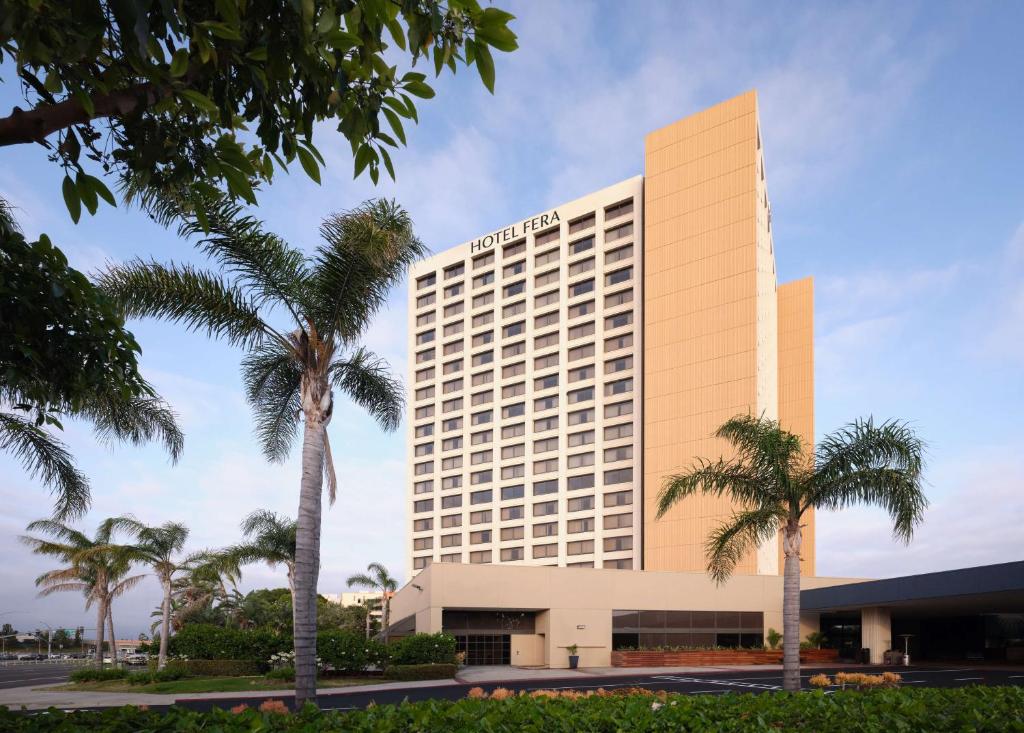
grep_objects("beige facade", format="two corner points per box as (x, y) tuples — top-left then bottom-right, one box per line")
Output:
(389, 562), (865, 668)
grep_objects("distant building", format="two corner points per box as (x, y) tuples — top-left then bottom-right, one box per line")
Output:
(323, 591), (389, 622)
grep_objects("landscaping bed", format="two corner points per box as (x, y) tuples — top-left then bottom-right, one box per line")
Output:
(2, 686), (1022, 731)
(50, 675), (379, 695)
(611, 648), (839, 666)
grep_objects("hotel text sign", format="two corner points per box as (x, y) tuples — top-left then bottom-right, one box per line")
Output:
(469, 210), (560, 253)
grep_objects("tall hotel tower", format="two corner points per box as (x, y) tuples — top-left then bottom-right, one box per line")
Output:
(405, 91), (815, 579)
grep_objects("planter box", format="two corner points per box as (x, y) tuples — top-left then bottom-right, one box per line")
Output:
(611, 648), (839, 667)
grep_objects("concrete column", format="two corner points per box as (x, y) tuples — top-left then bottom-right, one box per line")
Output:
(860, 607), (891, 664)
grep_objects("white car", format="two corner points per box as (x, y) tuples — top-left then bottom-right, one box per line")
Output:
(124, 653), (149, 665)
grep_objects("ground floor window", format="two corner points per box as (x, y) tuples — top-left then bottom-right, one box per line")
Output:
(455, 634), (510, 665)
(611, 609), (763, 650)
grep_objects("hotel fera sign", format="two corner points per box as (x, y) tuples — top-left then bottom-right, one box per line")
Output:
(468, 210), (560, 253)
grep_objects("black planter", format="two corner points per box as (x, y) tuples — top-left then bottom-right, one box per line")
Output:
(568, 655), (579, 669)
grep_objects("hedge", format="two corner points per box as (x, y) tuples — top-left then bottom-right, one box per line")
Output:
(68, 668), (129, 683)
(167, 625), (290, 662)
(165, 659), (264, 677)
(317, 630), (386, 673)
(1, 686), (1022, 731)
(386, 633), (458, 665)
(382, 663), (458, 681)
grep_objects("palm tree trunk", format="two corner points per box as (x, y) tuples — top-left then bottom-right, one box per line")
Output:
(286, 563), (296, 608)
(782, 521), (802, 692)
(382, 595), (390, 644)
(293, 409), (326, 707)
(107, 606), (117, 667)
(94, 599), (106, 669)
(159, 576), (172, 670)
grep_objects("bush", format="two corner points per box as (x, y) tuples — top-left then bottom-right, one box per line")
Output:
(126, 667), (189, 685)
(164, 659), (263, 677)
(69, 668), (128, 683)
(167, 624), (290, 662)
(386, 633), (458, 665)
(264, 667), (295, 682)
(317, 630), (386, 673)
(382, 663), (458, 681)
(1, 686), (1022, 731)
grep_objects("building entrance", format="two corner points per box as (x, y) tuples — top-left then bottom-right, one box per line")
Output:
(455, 634), (511, 665)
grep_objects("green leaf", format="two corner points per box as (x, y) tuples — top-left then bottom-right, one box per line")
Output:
(382, 96), (411, 119)
(178, 89), (218, 113)
(245, 46), (268, 61)
(62, 175), (81, 223)
(353, 144), (374, 179)
(380, 146), (396, 181)
(89, 176), (117, 207)
(382, 108), (406, 145)
(295, 147), (321, 184)
(169, 48), (189, 77)
(44, 71), (62, 93)
(386, 17), (406, 51)
(220, 165), (257, 204)
(474, 43), (495, 93)
(200, 21), (243, 41)
(75, 171), (98, 215)
(403, 80), (435, 99)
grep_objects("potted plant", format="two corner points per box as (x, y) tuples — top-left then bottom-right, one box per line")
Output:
(566, 644), (579, 669)
(766, 628), (782, 651)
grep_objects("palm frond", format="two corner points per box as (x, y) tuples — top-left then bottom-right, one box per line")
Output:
(110, 573), (147, 597)
(715, 414), (805, 484)
(80, 395), (184, 464)
(2, 415), (91, 520)
(240, 343), (302, 462)
(346, 573), (377, 590)
(23, 519), (90, 548)
(329, 347), (404, 432)
(704, 507), (785, 584)
(97, 259), (274, 349)
(656, 458), (766, 519)
(323, 432), (338, 505)
(37, 581), (90, 597)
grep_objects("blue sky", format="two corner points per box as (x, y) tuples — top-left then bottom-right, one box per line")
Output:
(1, 1), (1022, 637)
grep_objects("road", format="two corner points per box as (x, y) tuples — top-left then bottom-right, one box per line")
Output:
(175, 665), (1024, 713)
(0, 663), (80, 690)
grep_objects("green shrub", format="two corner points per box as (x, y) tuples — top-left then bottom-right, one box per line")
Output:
(264, 667), (295, 682)
(167, 624), (290, 662)
(382, 663), (458, 681)
(165, 659), (263, 677)
(317, 630), (386, 673)
(69, 668), (128, 683)
(0, 686), (1022, 731)
(386, 633), (458, 665)
(126, 667), (189, 685)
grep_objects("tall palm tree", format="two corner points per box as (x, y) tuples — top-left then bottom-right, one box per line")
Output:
(21, 519), (144, 668)
(347, 562), (398, 643)
(228, 510), (297, 603)
(108, 517), (189, 669)
(657, 415), (926, 691)
(99, 197), (419, 704)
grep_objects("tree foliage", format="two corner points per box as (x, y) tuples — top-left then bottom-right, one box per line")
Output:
(0, 0), (518, 219)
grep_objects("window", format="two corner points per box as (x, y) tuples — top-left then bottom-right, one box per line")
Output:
(604, 513), (633, 530)
(413, 537), (433, 551)
(472, 311), (494, 328)
(470, 450), (491, 465)
(471, 371), (493, 387)
(604, 445), (633, 462)
(442, 397), (462, 413)
(444, 301), (465, 318)
(413, 518), (433, 532)
(502, 423), (525, 439)
(567, 474), (595, 491)
(502, 382), (525, 399)
(441, 533), (461, 547)
(604, 423), (633, 440)
(413, 556), (432, 569)
(569, 213), (595, 234)
(503, 321), (526, 338)
(606, 558), (633, 570)
(415, 386), (435, 401)
(567, 539), (594, 555)
(414, 461), (433, 475)
(441, 475), (462, 490)
(440, 553), (460, 563)
(442, 514), (462, 528)
(470, 510), (491, 524)
(569, 235), (595, 255)
(501, 526), (524, 540)
(470, 530), (491, 544)
(443, 339), (464, 356)
(605, 356), (633, 374)
(533, 501), (557, 517)
(568, 300), (594, 319)
(473, 251), (495, 269)
(535, 268), (559, 288)
(473, 271), (494, 288)
(570, 278), (594, 297)
(533, 437), (558, 454)
(504, 240), (526, 257)
(416, 329), (435, 345)
(533, 522), (557, 537)
(534, 395), (558, 412)
(568, 496), (594, 512)
(605, 222), (633, 242)
(568, 561), (594, 568)
(534, 415), (558, 432)
(445, 263), (465, 280)
(471, 489), (491, 507)
(605, 333), (633, 352)
(535, 227), (560, 246)
(605, 311), (633, 330)
(605, 400), (633, 418)
(503, 361), (526, 378)
(501, 444), (525, 459)
(604, 490), (633, 507)
(444, 321), (465, 337)
(444, 283), (464, 298)
(569, 344), (595, 362)
(532, 543), (557, 558)
(567, 452), (594, 469)
(534, 353), (559, 370)
(471, 430), (492, 446)
(442, 417), (463, 432)
(416, 348), (435, 364)
(471, 469), (493, 485)
(441, 495), (462, 509)
(533, 458), (558, 474)
(569, 257), (595, 276)
(416, 312), (436, 327)
(500, 547), (524, 561)
(568, 408), (594, 426)
(533, 479), (557, 495)
(604, 198), (633, 220)
(535, 311), (559, 329)
(472, 291), (494, 308)
(417, 273), (436, 290)
(443, 358), (462, 375)
(503, 300), (526, 317)
(414, 442), (434, 456)
(414, 480), (433, 494)
(416, 293), (436, 308)
(604, 536), (633, 552)
(568, 386), (594, 404)
(502, 341), (526, 358)
(469, 550), (491, 564)
(568, 430), (595, 448)
(503, 260), (525, 278)
(605, 267), (633, 286)
(502, 403), (525, 418)
(535, 290), (559, 308)
(414, 499), (433, 513)
(568, 517), (594, 534)
(535, 248), (560, 267)
(501, 465), (524, 480)
(604, 467), (633, 485)
(605, 378), (633, 396)
(501, 485), (525, 501)
(471, 390), (493, 406)
(605, 289), (633, 308)
(534, 374), (558, 391)
(568, 321), (595, 341)
(504, 281), (525, 298)
(501, 505), (524, 520)
(415, 405), (435, 420)
(569, 365), (595, 382)
(443, 378), (463, 394)
(606, 243), (633, 264)
(415, 424), (435, 438)
(472, 351), (494, 367)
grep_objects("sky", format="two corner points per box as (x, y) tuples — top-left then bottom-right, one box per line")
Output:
(1, 0), (1022, 638)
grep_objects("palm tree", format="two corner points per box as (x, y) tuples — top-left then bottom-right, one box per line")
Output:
(228, 510), (297, 603)
(347, 562), (398, 643)
(99, 196), (419, 704)
(657, 415), (926, 691)
(21, 519), (144, 668)
(108, 517), (189, 669)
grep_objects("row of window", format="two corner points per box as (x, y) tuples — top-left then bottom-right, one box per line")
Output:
(414, 554), (634, 570)
(413, 516), (633, 548)
(415, 298), (634, 335)
(413, 486), (633, 515)
(416, 357), (634, 399)
(414, 421), (633, 448)
(413, 463), (635, 497)
(412, 503), (633, 534)
(415, 380), (634, 422)
(414, 534), (633, 555)
(415, 308), (633, 349)
(414, 399), (633, 443)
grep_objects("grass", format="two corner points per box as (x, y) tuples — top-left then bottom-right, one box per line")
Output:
(49, 675), (380, 694)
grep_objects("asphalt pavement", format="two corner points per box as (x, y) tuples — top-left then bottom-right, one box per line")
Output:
(0, 663), (78, 690)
